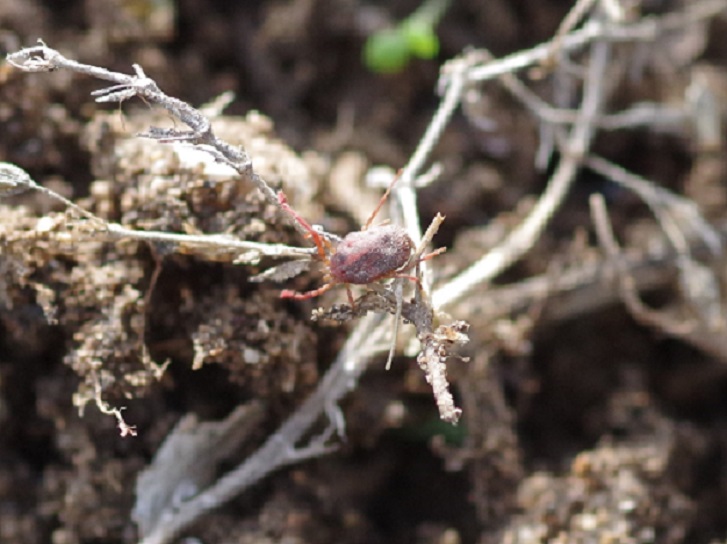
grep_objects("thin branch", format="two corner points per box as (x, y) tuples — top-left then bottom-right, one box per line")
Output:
(6, 43), (314, 239)
(0, 163), (314, 263)
(464, 0), (727, 83)
(138, 313), (390, 544)
(590, 194), (727, 359)
(103, 224), (314, 262)
(434, 39), (611, 309)
(584, 155), (722, 255)
(392, 54), (472, 294)
(542, 0), (598, 70)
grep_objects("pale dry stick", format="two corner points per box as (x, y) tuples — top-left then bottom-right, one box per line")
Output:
(492, 61), (689, 133)
(138, 313), (390, 544)
(488, 54), (722, 258)
(493, 58), (726, 337)
(493, 65), (721, 257)
(511, 66), (691, 162)
(584, 155), (722, 255)
(6, 43), (312, 241)
(589, 193), (690, 333)
(0, 163), (314, 262)
(542, 0), (598, 69)
(596, 104), (688, 132)
(385, 280), (404, 371)
(480, 242), (679, 324)
(590, 194), (727, 359)
(368, 57), (469, 369)
(585, 155), (725, 330)
(464, 0), (727, 84)
(382, 213), (447, 371)
(395, 54), (472, 293)
(386, 212), (447, 371)
(599, 0), (628, 22)
(433, 39), (612, 309)
(0, 162), (104, 224)
(103, 225), (315, 262)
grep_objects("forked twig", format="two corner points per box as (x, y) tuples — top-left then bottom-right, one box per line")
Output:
(591, 194), (727, 361)
(433, 38), (611, 308)
(6, 42), (314, 240)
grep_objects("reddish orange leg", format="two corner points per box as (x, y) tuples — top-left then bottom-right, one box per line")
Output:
(383, 248), (446, 288)
(281, 281), (337, 300)
(278, 191), (332, 262)
(345, 286), (355, 308)
(363, 170), (402, 230)
(419, 247), (447, 261)
(393, 273), (421, 286)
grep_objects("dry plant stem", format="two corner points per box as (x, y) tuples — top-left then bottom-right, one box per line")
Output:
(138, 313), (389, 544)
(0, 163), (313, 262)
(394, 56), (469, 293)
(103, 224), (314, 261)
(591, 195), (727, 361)
(413, 10), (726, 355)
(385, 279), (404, 371)
(599, 0), (627, 22)
(493, 60), (722, 259)
(0, 163), (103, 223)
(544, 0), (598, 67)
(484, 34), (727, 357)
(499, 68), (721, 258)
(433, 39), (611, 309)
(481, 244), (678, 323)
(590, 193), (688, 331)
(133, 403), (265, 536)
(465, 0), (727, 84)
(494, 61), (689, 132)
(398, 54), (468, 239)
(6, 43), (310, 240)
(584, 155), (722, 255)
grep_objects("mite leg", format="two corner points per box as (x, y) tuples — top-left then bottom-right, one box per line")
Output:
(419, 247), (446, 261)
(393, 273), (421, 286)
(278, 191), (332, 263)
(363, 171), (402, 230)
(280, 281), (336, 300)
(345, 285), (355, 308)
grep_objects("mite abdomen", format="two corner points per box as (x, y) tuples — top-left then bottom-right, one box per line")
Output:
(330, 225), (413, 284)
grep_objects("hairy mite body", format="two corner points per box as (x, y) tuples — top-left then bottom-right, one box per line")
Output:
(330, 225), (413, 284)
(277, 174), (442, 307)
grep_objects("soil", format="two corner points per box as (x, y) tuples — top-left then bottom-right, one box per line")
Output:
(2, 1), (727, 543)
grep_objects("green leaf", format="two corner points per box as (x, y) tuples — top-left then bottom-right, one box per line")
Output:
(402, 19), (439, 59)
(363, 28), (411, 73)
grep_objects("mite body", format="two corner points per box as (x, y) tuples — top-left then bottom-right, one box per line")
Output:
(329, 225), (414, 284)
(277, 175), (441, 307)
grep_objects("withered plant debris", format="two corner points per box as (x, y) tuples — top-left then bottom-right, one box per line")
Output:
(4, 38), (466, 543)
(6, 41), (464, 425)
(132, 402), (264, 536)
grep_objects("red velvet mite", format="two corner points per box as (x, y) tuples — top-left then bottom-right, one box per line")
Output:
(278, 175), (441, 307)
(330, 225), (413, 284)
